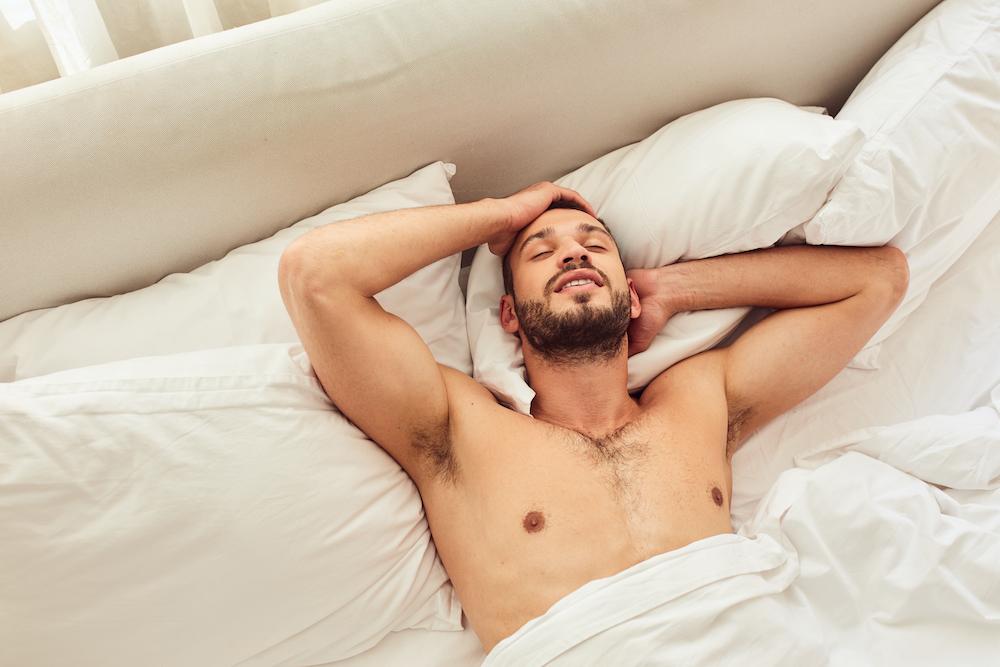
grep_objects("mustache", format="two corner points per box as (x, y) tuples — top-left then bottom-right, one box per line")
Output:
(546, 262), (609, 295)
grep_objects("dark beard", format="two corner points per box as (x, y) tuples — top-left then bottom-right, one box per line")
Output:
(514, 288), (632, 366)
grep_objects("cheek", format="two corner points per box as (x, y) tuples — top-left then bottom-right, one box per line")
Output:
(521, 265), (548, 294)
(598, 262), (624, 287)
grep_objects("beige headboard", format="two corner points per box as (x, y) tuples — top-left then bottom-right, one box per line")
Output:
(0, 0), (942, 323)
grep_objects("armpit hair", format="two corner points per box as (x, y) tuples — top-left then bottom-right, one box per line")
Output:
(726, 406), (754, 460)
(412, 421), (460, 485)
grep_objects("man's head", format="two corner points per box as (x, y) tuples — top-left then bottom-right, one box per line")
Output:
(499, 202), (640, 366)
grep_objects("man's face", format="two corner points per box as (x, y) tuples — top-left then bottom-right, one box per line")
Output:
(499, 208), (640, 365)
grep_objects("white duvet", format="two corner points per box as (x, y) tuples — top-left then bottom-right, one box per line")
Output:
(483, 383), (1000, 666)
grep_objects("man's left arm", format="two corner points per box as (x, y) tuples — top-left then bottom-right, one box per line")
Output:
(651, 244), (910, 459)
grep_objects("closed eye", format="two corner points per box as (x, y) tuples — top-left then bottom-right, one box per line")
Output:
(531, 245), (605, 260)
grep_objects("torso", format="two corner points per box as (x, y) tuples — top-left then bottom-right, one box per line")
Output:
(416, 350), (733, 654)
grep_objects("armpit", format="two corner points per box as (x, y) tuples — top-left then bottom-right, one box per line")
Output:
(726, 406), (754, 459)
(413, 422), (460, 484)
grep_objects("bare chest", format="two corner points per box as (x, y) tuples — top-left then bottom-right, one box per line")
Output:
(484, 416), (731, 544)
(422, 410), (733, 649)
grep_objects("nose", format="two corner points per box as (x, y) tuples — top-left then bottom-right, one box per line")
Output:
(561, 240), (589, 265)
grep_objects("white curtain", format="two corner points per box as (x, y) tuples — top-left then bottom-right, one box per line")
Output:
(0, 0), (329, 94)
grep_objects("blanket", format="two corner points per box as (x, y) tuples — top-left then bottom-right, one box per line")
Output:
(484, 383), (1000, 666)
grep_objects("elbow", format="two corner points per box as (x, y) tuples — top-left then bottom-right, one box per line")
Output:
(277, 242), (313, 312)
(873, 245), (910, 299)
(278, 235), (345, 296)
(278, 239), (308, 285)
(277, 240), (311, 296)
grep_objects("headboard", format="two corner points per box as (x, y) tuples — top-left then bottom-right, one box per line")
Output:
(0, 0), (942, 323)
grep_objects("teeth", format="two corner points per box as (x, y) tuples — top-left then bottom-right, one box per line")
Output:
(564, 279), (594, 289)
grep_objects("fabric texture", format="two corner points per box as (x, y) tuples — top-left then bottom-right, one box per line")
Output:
(0, 342), (463, 666)
(789, 0), (1000, 369)
(0, 160), (470, 382)
(466, 98), (865, 413)
(483, 532), (815, 667)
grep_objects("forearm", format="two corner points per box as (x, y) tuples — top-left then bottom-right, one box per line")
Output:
(658, 245), (906, 312)
(285, 198), (510, 296)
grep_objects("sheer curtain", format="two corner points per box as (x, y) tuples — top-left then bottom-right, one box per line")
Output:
(0, 0), (328, 94)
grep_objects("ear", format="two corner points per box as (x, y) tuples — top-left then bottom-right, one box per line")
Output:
(626, 277), (641, 320)
(500, 293), (520, 334)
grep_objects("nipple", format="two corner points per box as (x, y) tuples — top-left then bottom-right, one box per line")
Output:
(522, 511), (545, 533)
(711, 487), (724, 507)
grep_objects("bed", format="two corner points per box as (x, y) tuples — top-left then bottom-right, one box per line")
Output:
(2, 0), (999, 665)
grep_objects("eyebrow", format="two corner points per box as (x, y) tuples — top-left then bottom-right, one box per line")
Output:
(518, 221), (614, 257)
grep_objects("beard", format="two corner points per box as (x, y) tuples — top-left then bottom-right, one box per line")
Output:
(513, 287), (632, 366)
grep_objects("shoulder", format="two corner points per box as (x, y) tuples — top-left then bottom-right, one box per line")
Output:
(639, 348), (736, 452)
(641, 348), (759, 460)
(439, 364), (500, 405)
(639, 348), (728, 409)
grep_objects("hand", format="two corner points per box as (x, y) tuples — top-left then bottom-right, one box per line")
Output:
(626, 267), (679, 356)
(486, 181), (598, 256)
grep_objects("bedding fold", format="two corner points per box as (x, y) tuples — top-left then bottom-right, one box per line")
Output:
(483, 532), (823, 666)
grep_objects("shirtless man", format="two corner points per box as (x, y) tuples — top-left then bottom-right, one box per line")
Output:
(277, 180), (909, 654)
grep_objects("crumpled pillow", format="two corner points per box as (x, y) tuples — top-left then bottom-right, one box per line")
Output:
(466, 97), (864, 413)
(787, 0), (1000, 370)
(0, 342), (462, 666)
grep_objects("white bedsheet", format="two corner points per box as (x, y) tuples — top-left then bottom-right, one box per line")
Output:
(483, 387), (1000, 665)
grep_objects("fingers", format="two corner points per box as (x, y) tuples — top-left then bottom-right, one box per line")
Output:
(554, 186), (597, 218)
(626, 325), (646, 356)
(627, 339), (648, 357)
(540, 181), (595, 218)
(520, 181), (597, 219)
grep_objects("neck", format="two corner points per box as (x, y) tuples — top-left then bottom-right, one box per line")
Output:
(524, 337), (641, 439)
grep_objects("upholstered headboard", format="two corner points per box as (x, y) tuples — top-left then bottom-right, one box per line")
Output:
(0, 0), (942, 322)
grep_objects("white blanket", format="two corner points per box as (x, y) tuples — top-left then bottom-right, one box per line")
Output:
(484, 383), (1000, 666)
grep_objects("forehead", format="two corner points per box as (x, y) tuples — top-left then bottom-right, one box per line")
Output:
(513, 208), (611, 255)
(519, 208), (592, 237)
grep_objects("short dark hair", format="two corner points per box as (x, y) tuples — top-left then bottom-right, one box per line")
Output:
(501, 201), (611, 296)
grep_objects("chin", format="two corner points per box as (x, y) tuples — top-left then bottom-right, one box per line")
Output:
(558, 290), (603, 305)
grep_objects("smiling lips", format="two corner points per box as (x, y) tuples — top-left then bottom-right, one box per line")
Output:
(559, 279), (599, 293)
(554, 269), (604, 293)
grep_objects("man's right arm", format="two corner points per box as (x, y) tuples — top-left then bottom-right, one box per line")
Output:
(277, 182), (598, 482)
(285, 198), (513, 300)
(277, 197), (513, 484)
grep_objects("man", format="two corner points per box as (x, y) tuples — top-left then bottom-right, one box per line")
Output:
(277, 181), (909, 654)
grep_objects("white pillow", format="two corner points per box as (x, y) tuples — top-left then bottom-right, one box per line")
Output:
(466, 98), (865, 413)
(791, 0), (1000, 369)
(0, 343), (462, 666)
(0, 160), (470, 381)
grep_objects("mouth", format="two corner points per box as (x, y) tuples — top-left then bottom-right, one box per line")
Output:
(554, 269), (604, 293)
(557, 279), (600, 294)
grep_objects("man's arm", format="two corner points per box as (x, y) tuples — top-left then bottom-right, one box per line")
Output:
(650, 244), (909, 458)
(278, 197), (512, 484)
(278, 181), (596, 483)
(285, 198), (512, 296)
